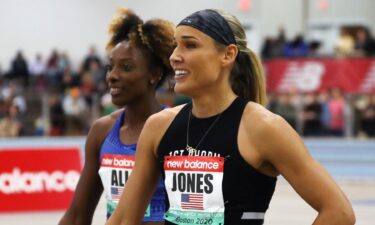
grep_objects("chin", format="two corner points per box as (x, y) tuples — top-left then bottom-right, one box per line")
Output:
(111, 99), (126, 107)
(174, 84), (192, 96)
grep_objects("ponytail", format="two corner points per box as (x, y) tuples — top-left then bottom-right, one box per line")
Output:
(229, 48), (266, 105)
(213, 9), (267, 106)
(247, 49), (267, 105)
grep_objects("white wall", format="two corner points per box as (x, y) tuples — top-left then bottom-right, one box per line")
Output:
(0, 0), (374, 72)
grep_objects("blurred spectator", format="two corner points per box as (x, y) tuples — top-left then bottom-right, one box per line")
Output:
(273, 92), (297, 129)
(49, 94), (66, 136)
(266, 92), (277, 112)
(283, 34), (309, 57)
(61, 67), (79, 92)
(261, 37), (274, 59)
(274, 26), (287, 57)
(260, 26), (286, 59)
(301, 93), (323, 136)
(81, 46), (102, 73)
(89, 60), (106, 87)
(57, 52), (71, 74)
(319, 90), (331, 134)
(327, 88), (345, 136)
(0, 98), (8, 118)
(9, 51), (29, 86)
(29, 53), (47, 91)
(359, 94), (375, 137)
(46, 49), (61, 89)
(47, 49), (59, 70)
(353, 27), (375, 57)
(62, 87), (88, 135)
(1, 82), (27, 114)
(0, 104), (22, 137)
(63, 87), (87, 116)
(29, 53), (46, 77)
(80, 71), (95, 106)
(335, 28), (354, 57)
(309, 41), (323, 57)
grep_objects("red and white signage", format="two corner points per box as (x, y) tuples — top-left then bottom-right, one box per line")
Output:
(264, 58), (375, 93)
(0, 148), (81, 212)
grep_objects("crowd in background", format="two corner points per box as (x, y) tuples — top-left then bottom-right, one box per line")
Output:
(261, 26), (375, 59)
(1, 26), (375, 138)
(268, 88), (375, 138)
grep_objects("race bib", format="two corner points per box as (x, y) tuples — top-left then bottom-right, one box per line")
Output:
(164, 156), (225, 225)
(99, 154), (150, 217)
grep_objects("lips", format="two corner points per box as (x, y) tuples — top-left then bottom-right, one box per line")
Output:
(174, 69), (190, 82)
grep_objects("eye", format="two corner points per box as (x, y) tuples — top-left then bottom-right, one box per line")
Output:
(106, 64), (113, 72)
(123, 64), (133, 71)
(185, 42), (197, 49)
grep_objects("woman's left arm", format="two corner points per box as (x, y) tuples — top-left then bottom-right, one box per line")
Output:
(249, 112), (355, 225)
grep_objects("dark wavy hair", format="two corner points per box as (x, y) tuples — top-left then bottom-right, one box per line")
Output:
(106, 8), (175, 88)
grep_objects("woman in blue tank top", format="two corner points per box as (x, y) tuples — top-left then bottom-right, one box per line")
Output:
(106, 9), (355, 225)
(59, 8), (175, 225)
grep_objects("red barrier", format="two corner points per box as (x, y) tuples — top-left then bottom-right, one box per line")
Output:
(0, 148), (81, 212)
(264, 58), (375, 93)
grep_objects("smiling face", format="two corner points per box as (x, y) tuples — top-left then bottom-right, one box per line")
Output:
(106, 40), (155, 107)
(170, 25), (227, 97)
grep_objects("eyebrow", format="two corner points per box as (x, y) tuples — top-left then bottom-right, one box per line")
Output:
(108, 56), (133, 62)
(180, 35), (199, 40)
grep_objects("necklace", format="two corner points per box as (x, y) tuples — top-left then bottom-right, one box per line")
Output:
(186, 107), (222, 155)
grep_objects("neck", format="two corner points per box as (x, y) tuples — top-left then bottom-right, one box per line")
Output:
(191, 87), (237, 118)
(122, 95), (162, 127)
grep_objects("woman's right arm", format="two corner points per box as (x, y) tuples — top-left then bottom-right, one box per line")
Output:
(58, 118), (111, 225)
(105, 110), (175, 225)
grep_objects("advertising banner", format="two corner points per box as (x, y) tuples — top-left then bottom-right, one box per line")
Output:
(265, 58), (375, 93)
(0, 148), (81, 212)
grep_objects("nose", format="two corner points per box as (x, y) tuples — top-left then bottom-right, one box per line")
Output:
(106, 67), (118, 84)
(169, 47), (183, 67)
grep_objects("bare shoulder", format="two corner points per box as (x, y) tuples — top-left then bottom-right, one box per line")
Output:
(241, 101), (298, 152)
(91, 109), (122, 133)
(87, 109), (123, 146)
(241, 101), (305, 159)
(242, 102), (287, 135)
(145, 104), (186, 130)
(141, 104), (186, 152)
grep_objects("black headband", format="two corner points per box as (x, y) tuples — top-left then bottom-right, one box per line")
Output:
(178, 9), (236, 46)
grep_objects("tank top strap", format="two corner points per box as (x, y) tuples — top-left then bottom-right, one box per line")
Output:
(106, 110), (126, 147)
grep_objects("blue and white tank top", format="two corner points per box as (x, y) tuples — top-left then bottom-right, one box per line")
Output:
(98, 110), (166, 221)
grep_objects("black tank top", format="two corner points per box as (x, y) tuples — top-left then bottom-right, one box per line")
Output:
(157, 97), (277, 225)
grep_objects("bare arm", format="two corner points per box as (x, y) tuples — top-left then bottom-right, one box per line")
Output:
(242, 104), (355, 225)
(58, 118), (111, 225)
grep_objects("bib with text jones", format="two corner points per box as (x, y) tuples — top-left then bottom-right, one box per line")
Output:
(164, 156), (225, 225)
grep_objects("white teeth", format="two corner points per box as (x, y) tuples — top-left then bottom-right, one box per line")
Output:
(110, 88), (120, 94)
(175, 70), (189, 76)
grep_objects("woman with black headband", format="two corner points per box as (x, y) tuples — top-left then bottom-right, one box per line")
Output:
(106, 9), (355, 225)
